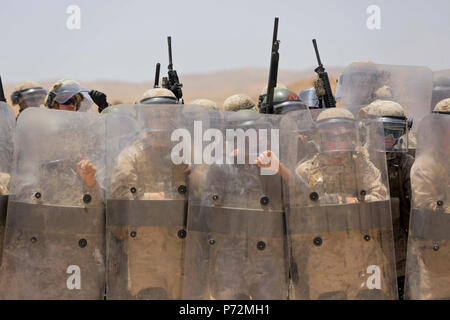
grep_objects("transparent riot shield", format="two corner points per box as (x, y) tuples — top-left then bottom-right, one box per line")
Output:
(405, 113), (450, 300)
(0, 102), (15, 265)
(105, 104), (203, 299)
(432, 69), (450, 109)
(182, 111), (289, 300)
(0, 108), (106, 299)
(337, 62), (433, 120)
(280, 109), (397, 300)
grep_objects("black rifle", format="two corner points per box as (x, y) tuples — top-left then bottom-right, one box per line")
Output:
(154, 63), (161, 88)
(264, 17), (280, 114)
(166, 36), (184, 103)
(0, 76), (6, 102)
(312, 39), (336, 108)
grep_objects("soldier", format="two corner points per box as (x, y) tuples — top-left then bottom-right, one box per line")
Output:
(189, 98), (218, 110)
(45, 79), (109, 113)
(182, 110), (288, 300)
(139, 88), (178, 104)
(223, 93), (257, 112)
(359, 99), (414, 299)
(0, 108), (105, 299)
(258, 108), (397, 299)
(10, 81), (47, 117)
(405, 102), (449, 299)
(106, 104), (190, 299)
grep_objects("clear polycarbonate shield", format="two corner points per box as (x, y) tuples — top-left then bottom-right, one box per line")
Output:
(299, 88), (320, 109)
(337, 63), (433, 119)
(105, 104), (204, 299)
(363, 117), (409, 153)
(182, 111), (289, 300)
(0, 107), (106, 299)
(280, 110), (397, 300)
(432, 69), (450, 110)
(405, 113), (450, 300)
(20, 88), (47, 109)
(0, 102), (15, 265)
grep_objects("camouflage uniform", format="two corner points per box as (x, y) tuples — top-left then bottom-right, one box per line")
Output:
(288, 108), (395, 300)
(359, 100), (414, 296)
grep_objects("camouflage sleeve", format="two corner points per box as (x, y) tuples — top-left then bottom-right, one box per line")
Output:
(0, 172), (10, 195)
(293, 159), (313, 204)
(111, 145), (138, 200)
(410, 156), (442, 211)
(359, 154), (388, 202)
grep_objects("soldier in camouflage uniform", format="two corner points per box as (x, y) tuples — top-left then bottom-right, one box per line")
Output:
(223, 93), (257, 112)
(107, 105), (190, 299)
(139, 88), (178, 104)
(359, 99), (414, 299)
(405, 101), (449, 299)
(258, 108), (397, 299)
(182, 110), (288, 300)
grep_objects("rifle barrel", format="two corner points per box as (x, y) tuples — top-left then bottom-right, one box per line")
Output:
(312, 39), (323, 67)
(272, 17), (279, 44)
(0, 76), (5, 102)
(154, 63), (161, 88)
(167, 36), (173, 70)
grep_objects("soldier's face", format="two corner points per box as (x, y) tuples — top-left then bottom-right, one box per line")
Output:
(321, 130), (355, 152)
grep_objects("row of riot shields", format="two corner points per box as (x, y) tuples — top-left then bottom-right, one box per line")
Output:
(0, 104), (446, 299)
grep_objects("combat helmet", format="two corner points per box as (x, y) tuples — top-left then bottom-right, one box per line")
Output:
(140, 88), (178, 105)
(11, 81), (47, 112)
(260, 88), (307, 114)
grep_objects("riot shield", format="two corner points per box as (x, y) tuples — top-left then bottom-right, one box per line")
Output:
(0, 102), (15, 265)
(0, 108), (106, 299)
(280, 109), (397, 300)
(405, 113), (450, 299)
(337, 62), (433, 121)
(105, 104), (202, 299)
(182, 111), (289, 300)
(432, 69), (450, 109)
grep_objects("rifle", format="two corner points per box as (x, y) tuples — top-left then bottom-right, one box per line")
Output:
(264, 17), (280, 114)
(312, 39), (336, 108)
(154, 63), (161, 88)
(165, 36), (184, 103)
(0, 76), (6, 102)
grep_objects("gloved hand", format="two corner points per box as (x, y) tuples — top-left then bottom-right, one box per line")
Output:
(89, 90), (109, 112)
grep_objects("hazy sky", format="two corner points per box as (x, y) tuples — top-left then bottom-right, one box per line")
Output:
(1, 0), (449, 82)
